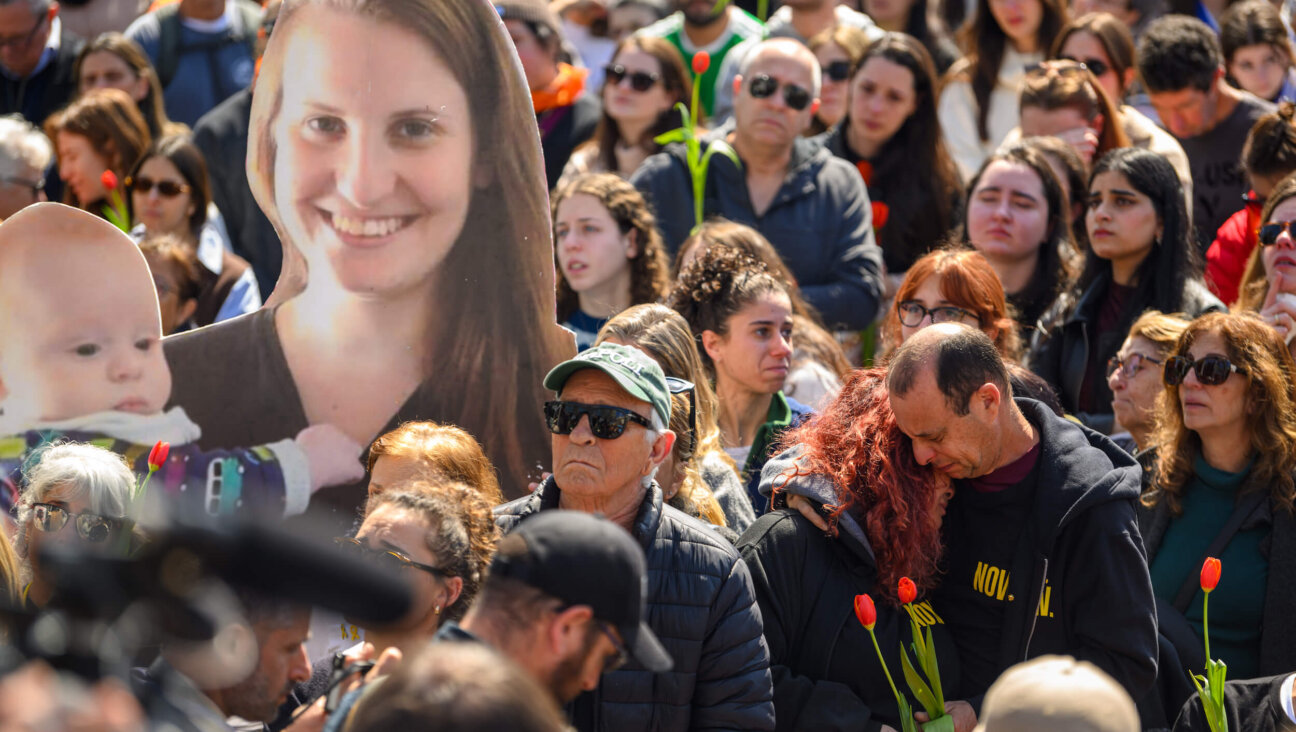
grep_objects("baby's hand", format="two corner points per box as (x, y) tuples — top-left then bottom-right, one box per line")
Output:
(295, 424), (365, 492)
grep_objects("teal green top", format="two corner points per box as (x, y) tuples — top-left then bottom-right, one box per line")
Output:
(1149, 455), (1268, 678)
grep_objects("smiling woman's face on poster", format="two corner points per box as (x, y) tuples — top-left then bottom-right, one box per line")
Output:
(155, 0), (575, 522)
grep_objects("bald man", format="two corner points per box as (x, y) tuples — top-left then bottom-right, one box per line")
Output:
(630, 38), (883, 330)
(0, 202), (361, 520)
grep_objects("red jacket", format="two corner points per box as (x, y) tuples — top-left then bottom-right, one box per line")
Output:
(1206, 193), (1262, 306)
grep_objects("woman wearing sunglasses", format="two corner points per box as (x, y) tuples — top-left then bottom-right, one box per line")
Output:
(820, 33), (962, 278)
(1031, 148), (1222, 433)
(807, 25), (873, 136)
(126, 134), (261, 330)
(1049, 13), (1192, 190)
(1140, 311), (1296, 685)
(558, 35), (691, 189)
(14, 442), (135, 609)
(736, 368), (958, 732)
(937, 0), (1069, 182)
(597, 303), (754, 535)
(668, 243), (812, 516)
(1238, 175), (1296, 354)
(334, 483), (498, 659)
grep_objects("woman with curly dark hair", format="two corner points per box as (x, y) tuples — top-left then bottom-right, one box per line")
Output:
(669, 242), (813, 515)
(554, 172), (671, 350)
(736, 368), (957, 732)
(1140, 311), (1296, 681)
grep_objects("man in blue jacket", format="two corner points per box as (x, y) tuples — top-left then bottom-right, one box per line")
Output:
(630, 37), (883, 331)
(886, 324), (1158, 732)
(496, 343), (775, 732)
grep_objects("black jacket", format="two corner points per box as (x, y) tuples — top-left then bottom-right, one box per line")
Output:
(1172, 674), (1296, 732)
(950, 399), (1157, 704)
(540, 93), (599, 191)
(1028, 277), (1223, 433)
(191, 87), (281, 296)
(737, 448), (961, 732)
(629, 124), (884, 330)
(495, 478), (775, 732)
(1140, 481), (1296, 678)
(0, 25), (82, 126)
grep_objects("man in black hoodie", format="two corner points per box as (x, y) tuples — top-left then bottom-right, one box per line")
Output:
(885, 324), (1158, 731)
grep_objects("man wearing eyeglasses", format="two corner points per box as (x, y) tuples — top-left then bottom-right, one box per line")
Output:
(0, 114), (48, 217)
(0, 0), (83, 128)
(631, 38), (884, 331)
(496, 342), (774, 732)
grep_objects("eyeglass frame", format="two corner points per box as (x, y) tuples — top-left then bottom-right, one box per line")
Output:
(604, 64), (663, 92)
(746, 73), (813, 111)
(30, 502), (125, 544)
(0, 10), (48, 51)
(895, 300), (978, 328)
(1106, 352), (1163, 379)
(1055, 55), (1109, 77)
(125, 176), (192, 198)
(333, 536), (454, 579)
(595, 620), (630, 672)
(543, 400), (654, 440)
(1162, 354), (1246, 387)
(665, 376), (696, 460)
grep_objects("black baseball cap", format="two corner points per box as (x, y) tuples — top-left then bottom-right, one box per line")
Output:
(492, 510), (672, 673)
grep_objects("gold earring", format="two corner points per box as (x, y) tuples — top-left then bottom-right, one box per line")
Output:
(434, 605), (442, 615)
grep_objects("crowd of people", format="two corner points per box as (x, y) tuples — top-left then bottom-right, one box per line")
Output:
(1, 0), (1296, 730)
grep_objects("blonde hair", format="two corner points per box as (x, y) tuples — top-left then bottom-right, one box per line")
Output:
(597, 304), (730, 526)
(1126, 310), (1190, 353)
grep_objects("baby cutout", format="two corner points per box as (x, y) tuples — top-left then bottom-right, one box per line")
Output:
(0, 203), (363, 520)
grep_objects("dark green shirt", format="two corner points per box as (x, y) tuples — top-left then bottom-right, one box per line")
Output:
(1150, 454), (1268, 678)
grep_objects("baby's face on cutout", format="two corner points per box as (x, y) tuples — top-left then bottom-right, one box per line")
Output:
(0, 228), (171, 424)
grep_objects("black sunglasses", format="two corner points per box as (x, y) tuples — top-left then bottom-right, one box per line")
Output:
(896, 301), (977, 328)
(544, 400), (653, 439)
(1106, 352), (1162, 379)
(1057, 55), (1109, 77)
(605, 64), (662, 92)
(127, 176), (191, 198)
(31, 502), (123, 544)
(748, 74), (812, 111)
(1259, 221), (1296, 246)
(823, 60), (851, 82)
(334, 536), (453, 578)
(1163, 355), (1245, 387)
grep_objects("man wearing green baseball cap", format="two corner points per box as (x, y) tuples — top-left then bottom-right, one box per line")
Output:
(495, 342), (775, 732)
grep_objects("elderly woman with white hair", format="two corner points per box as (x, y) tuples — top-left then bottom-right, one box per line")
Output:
(14, 442), (135, 608)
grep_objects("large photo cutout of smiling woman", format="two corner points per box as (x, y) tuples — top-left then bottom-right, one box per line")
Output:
(163, 0), (576, 521)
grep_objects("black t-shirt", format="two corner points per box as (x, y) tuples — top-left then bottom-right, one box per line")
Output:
(933, 442), (1041, 696)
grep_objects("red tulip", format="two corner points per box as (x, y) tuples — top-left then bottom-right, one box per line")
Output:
(854, 593), (877, 630)
(872, 201), (890, 230)
(148, 441), (170, 471)
(1201, 557), (1221, 593)
(898, 577), (917, 605)
(692, 51), (710, 75)
(100, 170), (118, 191)
(856, 160), (873, 185)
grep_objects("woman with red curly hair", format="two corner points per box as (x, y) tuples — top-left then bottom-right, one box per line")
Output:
(735, 368), (958, 732)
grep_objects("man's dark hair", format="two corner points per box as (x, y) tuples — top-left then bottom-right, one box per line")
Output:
(1137, 16), (1221, 93)
(887, 327), (1010, 415)
(345, 643), (566, 732)
(234, 586), (303, 632)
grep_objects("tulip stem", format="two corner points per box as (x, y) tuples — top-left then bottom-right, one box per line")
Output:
(1203, 590), (1211, 662)
(868, 627), (904, 706)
